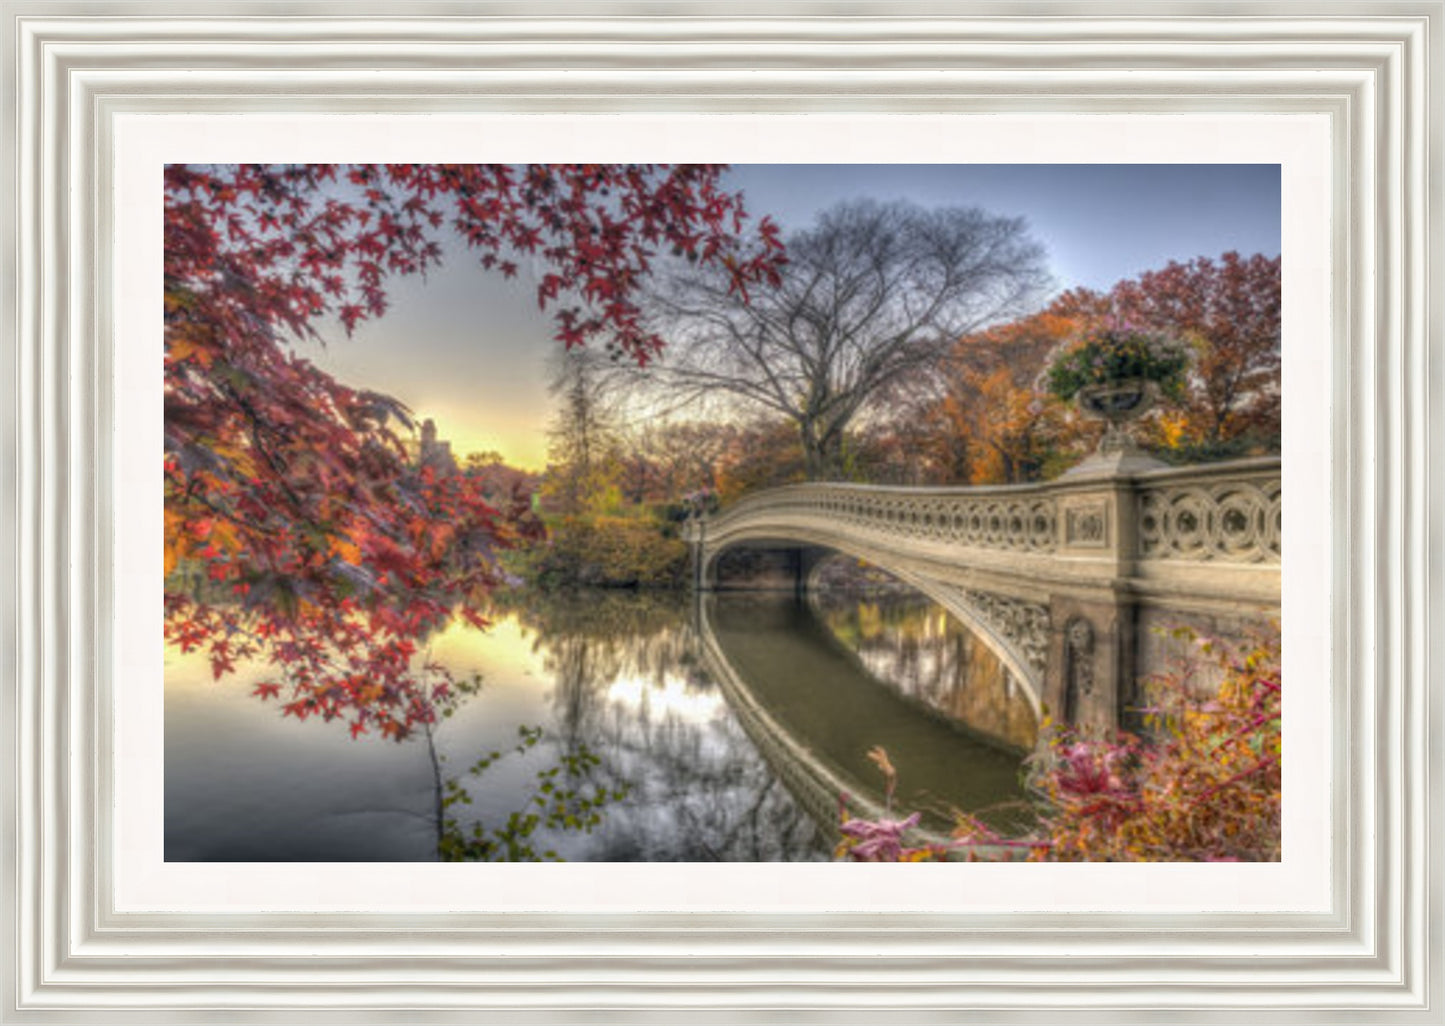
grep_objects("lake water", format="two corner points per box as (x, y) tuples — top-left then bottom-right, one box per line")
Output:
(165, 589), (1038, 862)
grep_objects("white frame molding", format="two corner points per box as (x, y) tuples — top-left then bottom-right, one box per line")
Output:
(2, 4), (1440, 1021)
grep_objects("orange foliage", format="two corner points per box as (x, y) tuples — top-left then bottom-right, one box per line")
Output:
(927, 307), (1083, 483)
(712, 421), (807, 502)
(913, 253), (1280, 479)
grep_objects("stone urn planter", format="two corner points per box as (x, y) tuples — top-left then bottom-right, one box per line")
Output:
(1076, 377), (1158, 457)
(1044, 324), (1190, 476)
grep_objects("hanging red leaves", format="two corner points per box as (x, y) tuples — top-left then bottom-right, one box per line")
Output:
(164, 163), (785, 739)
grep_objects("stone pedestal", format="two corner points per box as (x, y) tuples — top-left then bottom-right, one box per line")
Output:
(1043, 594), (1138, 732)
(1042, 469), (1148, 731)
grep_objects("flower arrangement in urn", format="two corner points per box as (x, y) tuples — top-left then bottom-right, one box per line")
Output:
(1045, 321), (1191, 471)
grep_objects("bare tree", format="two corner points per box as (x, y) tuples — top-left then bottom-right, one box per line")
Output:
(636, 420), (741, 498)
(544, 346), (621, 514)
(610, 421), (724, 505)
(641, 199), (1051, 479)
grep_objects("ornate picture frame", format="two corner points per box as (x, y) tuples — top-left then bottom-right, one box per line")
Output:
(3, 4), (1439, 1020)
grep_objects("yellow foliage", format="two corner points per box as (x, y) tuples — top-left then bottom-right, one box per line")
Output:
(1156, 410), (1191, 449)
(163, 507), (185, 577)
(167, 333), (217, 368)
(330, 534), (363, 565)
(210, 439), (259, 479)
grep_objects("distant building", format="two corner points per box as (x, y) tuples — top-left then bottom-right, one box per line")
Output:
(416, 418), (457, 475)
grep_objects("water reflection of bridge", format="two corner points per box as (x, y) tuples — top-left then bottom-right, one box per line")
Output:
(687, 457), (1281, 731)
(693, 593), (1035, 842)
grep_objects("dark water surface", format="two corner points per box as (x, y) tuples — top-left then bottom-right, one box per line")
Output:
(165, 589), (1036, 862)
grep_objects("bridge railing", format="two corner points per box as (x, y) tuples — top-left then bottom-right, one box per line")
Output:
(692, 455), (1280, 568)
(1133, 458), (1281, 564)
(702, 479), (1064, 554)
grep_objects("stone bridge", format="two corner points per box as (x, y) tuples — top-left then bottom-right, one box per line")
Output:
(685, 457), (1281, 731)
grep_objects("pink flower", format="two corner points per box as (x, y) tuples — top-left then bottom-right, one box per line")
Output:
(838, 812), (923, 861)
(1054, 742), (1128, 798)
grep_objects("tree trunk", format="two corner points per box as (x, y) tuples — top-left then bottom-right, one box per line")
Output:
(800, 422), (847, 481)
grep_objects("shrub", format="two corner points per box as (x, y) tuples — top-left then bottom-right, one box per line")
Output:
(836, 626), (1282, 862)
(1045, 324), (1191, 402)
(514, 513), (688, 589)
(1034, 627), (1280, 862)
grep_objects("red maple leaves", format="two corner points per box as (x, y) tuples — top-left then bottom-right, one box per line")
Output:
(1108, 252), (1281, 445)
(164, 163), (785, 741)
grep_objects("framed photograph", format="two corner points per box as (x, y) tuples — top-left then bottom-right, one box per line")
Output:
(3, 3), (1439, 1021)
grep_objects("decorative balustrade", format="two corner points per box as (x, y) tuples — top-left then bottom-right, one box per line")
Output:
(705, 482), (1061, 554)
(696, 456), (1281, 567)
(1135, 466), (1281, 563)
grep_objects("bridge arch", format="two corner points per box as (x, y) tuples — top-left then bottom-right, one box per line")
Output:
(699, 529), (1047, 722)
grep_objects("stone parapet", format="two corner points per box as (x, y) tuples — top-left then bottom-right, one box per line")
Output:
(694, 457), (1279, 595)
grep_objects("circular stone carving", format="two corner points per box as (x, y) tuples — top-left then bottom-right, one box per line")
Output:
(1215, 493), (1261, 556)
(1166, 491), (1210, 554)
(1136, 479), (1279, 561)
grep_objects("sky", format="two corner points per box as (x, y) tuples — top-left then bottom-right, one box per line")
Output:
(295, 164), (1281, 470)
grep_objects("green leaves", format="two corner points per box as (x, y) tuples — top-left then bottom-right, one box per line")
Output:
(1045, 327), (1191, 402)
(438, 728), (630, 862)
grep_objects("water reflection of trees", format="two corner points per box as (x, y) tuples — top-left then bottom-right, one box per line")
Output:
(498, 589), (701, 722)
(812, 592), (1039, 751)
(583, 695), (825, 861)
(497, 589), (827, 861)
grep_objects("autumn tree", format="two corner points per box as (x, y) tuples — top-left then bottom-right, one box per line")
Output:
(645, 421), (740, 499)
(916, 254), (1282, 481)
(605, 419), (745, 507)
(844, 415), (946, 485)
(459, 453), (542, 540)
(164, 163), (784, 741)
(712, 418), (809, 502)
(641, 199), (1051, 480)
(943, 309), (1080, 483)
(893, 297), (1098, 485)
(613, 427), (682, 507)
(543, 346), (623, 515)
(614, 441), (660, 507)
(1106, 252), (1281, 452)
